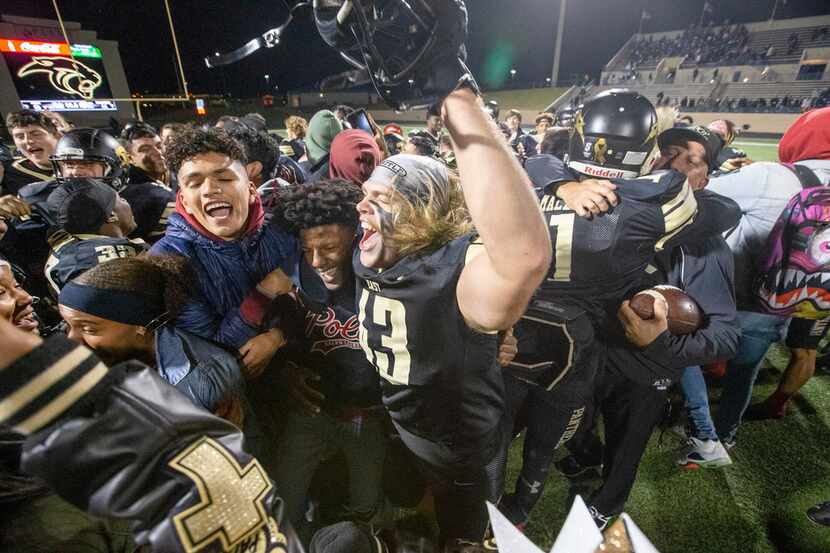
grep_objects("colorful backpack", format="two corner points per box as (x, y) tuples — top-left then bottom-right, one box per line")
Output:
(755, 164), (830, 319)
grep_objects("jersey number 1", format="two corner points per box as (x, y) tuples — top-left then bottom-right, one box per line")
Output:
(358, 289), (412, 385)
(549, 212), (576, 281)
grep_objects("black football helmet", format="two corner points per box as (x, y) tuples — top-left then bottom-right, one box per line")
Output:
(50, 128), (129, 190)
(313, 0), (476, 110)
(566, 89), (658, 180)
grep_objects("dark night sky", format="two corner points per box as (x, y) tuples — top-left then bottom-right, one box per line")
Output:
(3, 0), (829, 97)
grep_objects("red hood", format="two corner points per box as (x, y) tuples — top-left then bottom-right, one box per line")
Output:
(779, 107), (830, 163)
(329, 129), (382, 186)
(175, 192), (265, 242)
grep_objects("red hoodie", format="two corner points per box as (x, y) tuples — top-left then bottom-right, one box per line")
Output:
(329, 129), (382, 186)
(779, 107), (830, 163)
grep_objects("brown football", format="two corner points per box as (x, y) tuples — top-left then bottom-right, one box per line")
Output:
(629, 285), (703, 335)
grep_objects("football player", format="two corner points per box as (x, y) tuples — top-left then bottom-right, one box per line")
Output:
(44, 178), (145, 298)
(355, 86), (551, 549)
(557, 125), (742, 527)
(498, 90), (742, 529)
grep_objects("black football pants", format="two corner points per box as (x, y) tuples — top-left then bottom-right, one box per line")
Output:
(394, 420), (508, 545)
(567, 367), (668, 517)
(500, 370), (590, 524)
(500, 305), (599, 524)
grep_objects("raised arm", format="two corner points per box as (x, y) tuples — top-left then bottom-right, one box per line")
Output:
(447, 88), (551, 331)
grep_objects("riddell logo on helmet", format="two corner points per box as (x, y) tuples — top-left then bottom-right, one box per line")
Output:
(573, 162), (628, 179)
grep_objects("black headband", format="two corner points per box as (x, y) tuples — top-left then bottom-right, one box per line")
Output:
(59, 281), (165, 327)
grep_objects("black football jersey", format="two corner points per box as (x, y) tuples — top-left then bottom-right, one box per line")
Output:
(120, 180), (175, 243)
(44, 232), (147, 297)
(525, 155), (740, 321)
(1, 158), (52, 196)
(353, 234), (504, 459)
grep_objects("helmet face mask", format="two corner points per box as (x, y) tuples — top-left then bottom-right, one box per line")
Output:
(566, 90), (658, 180)
(50, 129), (128, 190)
(315, 0), (472, 110)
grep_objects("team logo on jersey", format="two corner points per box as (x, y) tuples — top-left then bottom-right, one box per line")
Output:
(169, 437), (277, 552)
(592, 138), (608, 165)
(18, 56), (102, 99)
(306, 307), (360, 355)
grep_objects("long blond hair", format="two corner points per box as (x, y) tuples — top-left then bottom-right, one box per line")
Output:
(384, 170), (473, 257)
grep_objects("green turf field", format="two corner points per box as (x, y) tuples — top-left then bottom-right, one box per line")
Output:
(733, 138), (780, 163)
(510, 344), (830, 553)
(504, 137), (830, 553)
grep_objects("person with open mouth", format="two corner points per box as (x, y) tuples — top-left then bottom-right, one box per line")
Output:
(150, 127), (327, 380)
(0, 259), (38, 335)
(2, 110), (59, 197)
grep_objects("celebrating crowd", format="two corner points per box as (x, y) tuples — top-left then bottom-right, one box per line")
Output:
(3, 8), (830, 553)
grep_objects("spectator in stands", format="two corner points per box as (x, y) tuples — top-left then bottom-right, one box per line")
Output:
(1, 110), (58, 196)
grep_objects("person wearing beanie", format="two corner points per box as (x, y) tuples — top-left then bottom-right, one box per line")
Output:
(302, 110), (344, 183)
(329, 129), (383, 186)
(44, 178), (146, 298)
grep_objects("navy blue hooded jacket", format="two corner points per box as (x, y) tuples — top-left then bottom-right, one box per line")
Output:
(149, 212), (301, 349)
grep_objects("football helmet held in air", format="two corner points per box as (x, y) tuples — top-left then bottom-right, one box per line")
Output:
(313, 0), (476, 110)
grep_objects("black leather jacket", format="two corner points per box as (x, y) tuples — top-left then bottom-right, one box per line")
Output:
(1, 334), (304, 553)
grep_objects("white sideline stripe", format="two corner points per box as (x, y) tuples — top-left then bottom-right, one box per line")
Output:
(733, 141), (778, 147)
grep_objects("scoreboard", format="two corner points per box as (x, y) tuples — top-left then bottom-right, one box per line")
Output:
(0, 37), (116, 112)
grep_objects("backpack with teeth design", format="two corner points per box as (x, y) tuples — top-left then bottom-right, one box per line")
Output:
(754, 165), (830, 319)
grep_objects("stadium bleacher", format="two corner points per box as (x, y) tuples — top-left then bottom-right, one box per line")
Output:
(592, 14), (830, 119)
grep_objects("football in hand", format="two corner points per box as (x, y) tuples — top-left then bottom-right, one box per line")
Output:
(629, 285), (703, 335)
